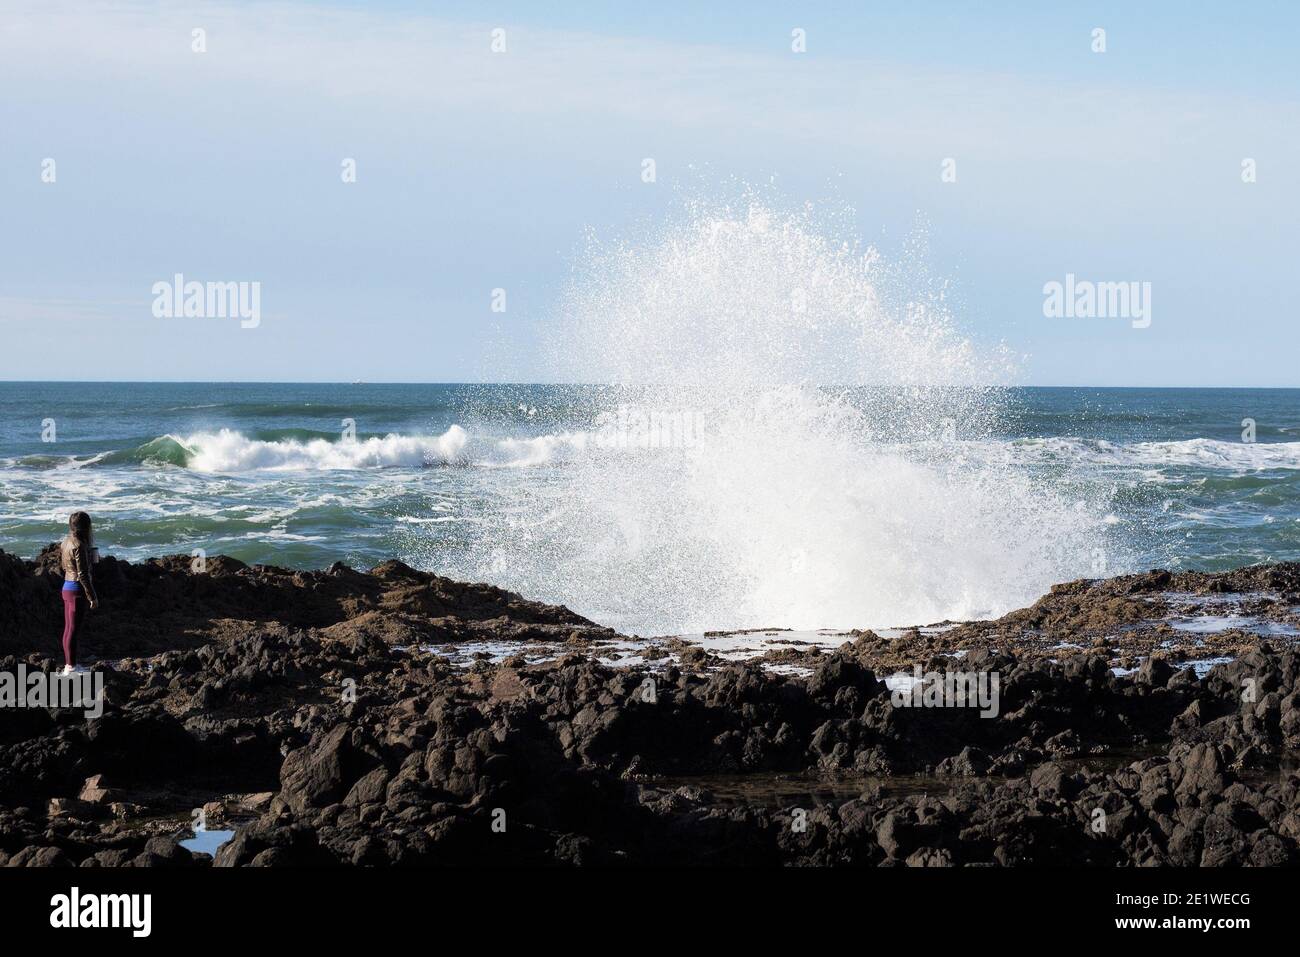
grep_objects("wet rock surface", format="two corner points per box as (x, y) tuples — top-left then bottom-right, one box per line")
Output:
(2, 548), (1299, 867)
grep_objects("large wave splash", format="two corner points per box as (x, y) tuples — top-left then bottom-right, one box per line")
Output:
(430, 200), (1123, 633)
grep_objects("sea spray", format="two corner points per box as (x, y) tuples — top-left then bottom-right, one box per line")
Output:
(441, 198), (1118, 633)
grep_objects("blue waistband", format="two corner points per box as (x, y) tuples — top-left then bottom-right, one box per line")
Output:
(62, 580), (81, 592)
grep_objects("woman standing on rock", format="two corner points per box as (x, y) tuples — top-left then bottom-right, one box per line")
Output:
(59, 511), (99, 675)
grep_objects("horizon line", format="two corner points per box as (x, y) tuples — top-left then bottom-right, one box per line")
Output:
(1, 380), (1298, 391)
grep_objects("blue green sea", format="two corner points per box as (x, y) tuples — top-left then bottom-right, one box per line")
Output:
(1, 383), (1296, 634)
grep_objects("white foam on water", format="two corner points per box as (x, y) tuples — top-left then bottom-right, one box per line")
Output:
(982, 436), (1300, 471)
(180, 426), (470, 471)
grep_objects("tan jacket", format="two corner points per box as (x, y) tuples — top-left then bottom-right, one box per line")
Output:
(60, 536), (97, 602)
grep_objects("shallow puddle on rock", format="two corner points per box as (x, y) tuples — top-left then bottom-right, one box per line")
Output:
(1054, 747), (1166, 773)
(1170, 615), (1299, 636)
(419, 640), (564, 668)
(179, 828), (236, 855)
(420, 631), (849, 675)
(684, 629), (851, 655)
(1160, 591), (1280, 607)
(1179, 655), (1235, 677)
(647, 748), (1166, 809)
(647, 773), (940, 806)
(1239, 759), (1300, 790)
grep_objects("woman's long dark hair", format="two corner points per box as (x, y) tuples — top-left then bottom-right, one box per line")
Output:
(68, 511), (94, 548)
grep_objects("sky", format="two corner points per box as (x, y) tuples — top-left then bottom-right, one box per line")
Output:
(1, 0), (1297, 386)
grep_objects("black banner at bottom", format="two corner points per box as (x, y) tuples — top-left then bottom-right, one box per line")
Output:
(0, 865), (1276, 943)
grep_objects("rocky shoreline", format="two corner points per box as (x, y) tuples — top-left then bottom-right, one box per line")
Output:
(2, 546), (1299, 867)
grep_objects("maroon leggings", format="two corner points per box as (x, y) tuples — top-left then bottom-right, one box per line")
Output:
(61, 590), (85, 667)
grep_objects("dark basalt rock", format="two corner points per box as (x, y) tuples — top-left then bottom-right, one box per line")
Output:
(0, 546), (612, 661)
(1, 548), (1299, 867)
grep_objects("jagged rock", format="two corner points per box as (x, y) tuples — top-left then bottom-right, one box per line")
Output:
(47, 797), (96, 819)
(3, 548), (1300, 867)
(280, 724), (379, 815)
(78, 775), (116, 804)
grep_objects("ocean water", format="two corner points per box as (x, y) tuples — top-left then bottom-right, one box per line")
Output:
(0, 382), (1296, 636)
(2, 203), (1296, 634)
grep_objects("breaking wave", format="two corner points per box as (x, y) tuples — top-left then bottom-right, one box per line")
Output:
(15, 428), (1295, 476)
(84, 428), (470, 471)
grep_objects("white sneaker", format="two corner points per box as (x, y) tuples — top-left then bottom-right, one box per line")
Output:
(60, 665), (90, 676)
(60, 665), (75, 677)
